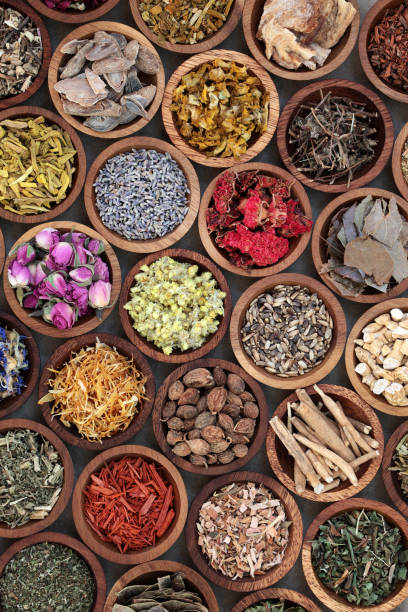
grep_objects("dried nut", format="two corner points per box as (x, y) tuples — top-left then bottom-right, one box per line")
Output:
(166, 430), (183, 446)
(196, 395), (208, 413)
(187, 439), (210, 455)
(187, 429), (202, 440)
(207, 386), (228, 413)
(222, 404), (241, 418)
(162, 400), (177, 421)
(227, 392), (243, 406)
(210, 439), (231, 454)
(243, 402), (259, 419)
(176, 404), (198, 420)
(178, 388), (200, 406)
(207, 454), (218, 465)
(195, 411), (216, 429)
(189, 455), (208, 467)
(172, 442), (191, 457)
(240, 391), (255, 402)
(227, 373), (245, 394)
(167, 416), (184, 430)
(213, 366), (227, 386)
(218, 450), (235, 464)
(183, 418), (196, 432)
(201, 425), (225, 443)
(228, 431), (250, 444)
(183, 368), (214, 388)
(234, 418), (256, 435)
(232, 443), (249, 458)
(218, 412), (234, 432)
(168, 380), (184, 401)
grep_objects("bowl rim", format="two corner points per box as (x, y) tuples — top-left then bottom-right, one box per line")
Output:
(392, 122), (408, 202)
(26, 0), (120, 23)
(230, 587), (323, 612)
(382, 420), (408, 518)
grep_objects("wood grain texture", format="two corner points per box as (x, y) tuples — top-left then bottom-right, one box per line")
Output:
(27, 0), (120, 23)
(152, 358), (269, 476)
(0, 0), (51, 110)
(230, 273), (347, 390)
(129, 0), (244, 54)
(392, 123), (408, 201)
(119, 249), (232, 364)
(48, 22), (165, 140)
(162, 50), (279, 168)
(37, 333), (155, 451)
(382, 420), (408, 518)
(243, 0), (359, 81)
(311, 187), (408, 303)
(345, 298), (408, 417)
(103, 560), (219, 612)
(276, 79), (394, 193)
(185, 471), (302, 592)
(72, 445), (188, 565)
(3, 221), (121, 338)
(302, 498), (408, 612)
(231, 588), (323, 612)
(0, 106), (86, 224)
(266, 384), (384, 503)
(84, 137), (200, 253)
(0, 226), (4, 276)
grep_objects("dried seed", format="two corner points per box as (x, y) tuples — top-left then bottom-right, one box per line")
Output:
(187, 429), (202, 440)
(201, 425), (225, 443)
(189, 455), (208, 467)
(217, 450), (235, 464)
(234, 418), (256, 435)
(210, 439), (231, 454)
(243, 402), (259, 419)
(218, 412), (234, 432)
(166, 416), (184, 430)
(178, 387), (200, 406)
(221, 404), (241, 419)
(162, 400), (177, 421)
(183, 368), (214, 388)
(176, 404), (198, 420)
(195, 411), (216, 429)
(213, 366), (227, 386)
(173, 442), (191, 457)
(166, 430), (183, 446)
(227, 373), (245, 394)
(232, 443), (249, 458)
(207, 386), (228, 413)
(168, 380), (185, 401)
(187, 439), (210, 455)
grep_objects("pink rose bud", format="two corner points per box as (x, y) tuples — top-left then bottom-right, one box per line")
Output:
(23, 294), (40, 310)
(88, 280), (112, 310)
(86, 239), (104, 255)
(62, 232), (87, 247)
(68, 283), (90, 317)
(43, 272), (67, 298)
(28, 262), (47, 287)
(74, 245), (89, 266)
(69, 267), (93, 286)
(8, 260), (31, 288)
(35, 228), (60, 251)
(16, 244), (36, 265)
(49, 242), (74, 269)
(94, 257), (110, 282)
(49, 302), (76, 329)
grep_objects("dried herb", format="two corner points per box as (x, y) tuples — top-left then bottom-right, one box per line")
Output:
(390, 433), (408, 498)
(402, 138), (408, 184)
(0, 324), (29, 399)
(244, 602), (306, 612)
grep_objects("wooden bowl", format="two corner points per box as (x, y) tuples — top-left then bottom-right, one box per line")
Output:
(266, 384), (384, 503)
(345, 298), (408, 417)
(48, 22), (165, 140)
(186, 471), (302, 592)
(382, 420), (408, 518)
(152, 358), (268, 476)
(231, 588), (322, 612)
(302, 498), (408, 612)
(0, 226), (4, 276)
(243, 0), (359, 81)
(103, 560), (219, 612)
(72, 445), (188, 565)
(0, 531), (106, 611)
(199, 162), (312, 278)
(0, 106), (86, 224)
(276, 79), (394, 194)
(38, 333), (155, 451)
(119, 249), (232, 364)
(129, 0), (244, 54)
(162, 50), (279, 168)
(392, 123), (408, 202)
(230, 273), (347, 390)
(84, 137), (200, 253)
(311, 187), (408, 303)
(0, 0), (51, 110)
(27, 0), (120, 23)
(3, 221), (121, 338)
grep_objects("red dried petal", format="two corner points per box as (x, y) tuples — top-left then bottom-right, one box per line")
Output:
(278, 199), (313, 238)
(213, 171), (237, 214)
(220, 224), (289, 268)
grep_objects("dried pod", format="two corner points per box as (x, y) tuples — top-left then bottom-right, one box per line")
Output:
(227, 392), (243, 407)
(232, 443), (249, 458)
(213, 366), (227, 386)
(243, 402), (260, 419)
(195, 411), (216, 429)
(178, 388), (200, 406)
(234, 418), (256, 435)
(167, 416), (185, 430)
(210, 439), (231, 454)
(218, 412), (234, 432)
(207, 387), (228, 414)
(176, 405), (198, 420)
(189, 455), (208, 467)
(187, 429), (202, 440)
(240, 391), (255, 402)
(166, 430), (183, 446)
(206, 454), (218, 465)
(227, 373), (246, 395)
(168, 380), (184, 401)
(183, 418), (196, 432)
(134, 45), (161, 74)
(228, 431), (250, 444)
(183, 368), (214, 388)
(172, 442), (191, 457)
(218, 450), (235, 464)
(161, 401), (177, 421)
(222, 404), (241, 419)
(187, 438), (210, 455)
(196, 395), (207, 413)
(201, 425), (225, 443)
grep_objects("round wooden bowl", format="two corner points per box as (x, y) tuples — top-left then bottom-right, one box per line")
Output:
(230, 273), (347, 390)
(186, 471), (302, 592)
(38, 333), (155, 451)
(0, 226), (4, 276)
(302, 498), (408, 612)
(48, 22), (165, 140)
(266, 384), (384, 503)
(129, 0), (244, 54)
(276, 79), (394, 194)
(3, 221), (121, 338)
(103, 560), (219, 612)
(162, 50), (279, 168)
(84, 137), (200, 253)
(243, 0), (359, 81)
(152, 358), (268, 476)
(0, 531), (106, 611)
(345, 298), (408, 417)
(27, 0), (119, 23)
(119, 249), (232, 364)
(382, 420), (408, 518)
(231, 588), (322, 612)
(392, 122), (408, 201)
(0, 0), (51, 110)
(0, 106), (86, 224)
(72, 445), (188, 565)
(311, 187), (408, 303)
(199, 162), (312, 278)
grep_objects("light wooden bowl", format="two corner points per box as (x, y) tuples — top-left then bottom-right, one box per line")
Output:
(3, 221), (121, 338)
(162, 50), (279, 168)
(382, 420), (408, 518)
(152, 358), (268, 476)
(345, 298), (408, 417)
(199, 162), (312, 277)
(302, 498), (408, 612)
(103, 560), (219, 612)
(311, 187), (408, 303)
(231, 588), (322, 612)
(27, 0), (119, 23)
(243, 0), (359, 81)
(186, 471), (302, 592)
(119, 249), (232, 364)
(0, 531), (106, 611)
(84, 136), (200, 253)
(38, 333), (155, 451)
(48, 22), (165, 140)
(277, 79), (394, 193)
(72, 445), (188, 565)
(266, 384), (384, 503)
(0, 0), (51, 110)
(129, 0), (244, 54)
(0, 106), (86, 224)
(230, 273), (347, 390)
(392, 123), (408, 202)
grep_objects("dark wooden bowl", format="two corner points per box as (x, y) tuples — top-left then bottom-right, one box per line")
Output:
(302, 498), (408, 612)
(38, 333), (155, 451)
(3, 221), (121, 338)
(27, 0), (120, 23)
(186, 471), (302, 592)
(230, 273), (347, 390)
(0, 226), (4, 276)
(276, 79), (394, 193)
(162, 49), (279, 168)
(0, 0), (51, 110)
(392, 123), (408, 202)
(382, 420), (408, 518)
(152, 358), (268, 476)
(48, 21), (165, 140)
(84, 136), (200, 253)
(266, 384), (384, 502)
(231, 588), (322, 612)
(72, 445), (188, 565)
(119, 249), (232, 364)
